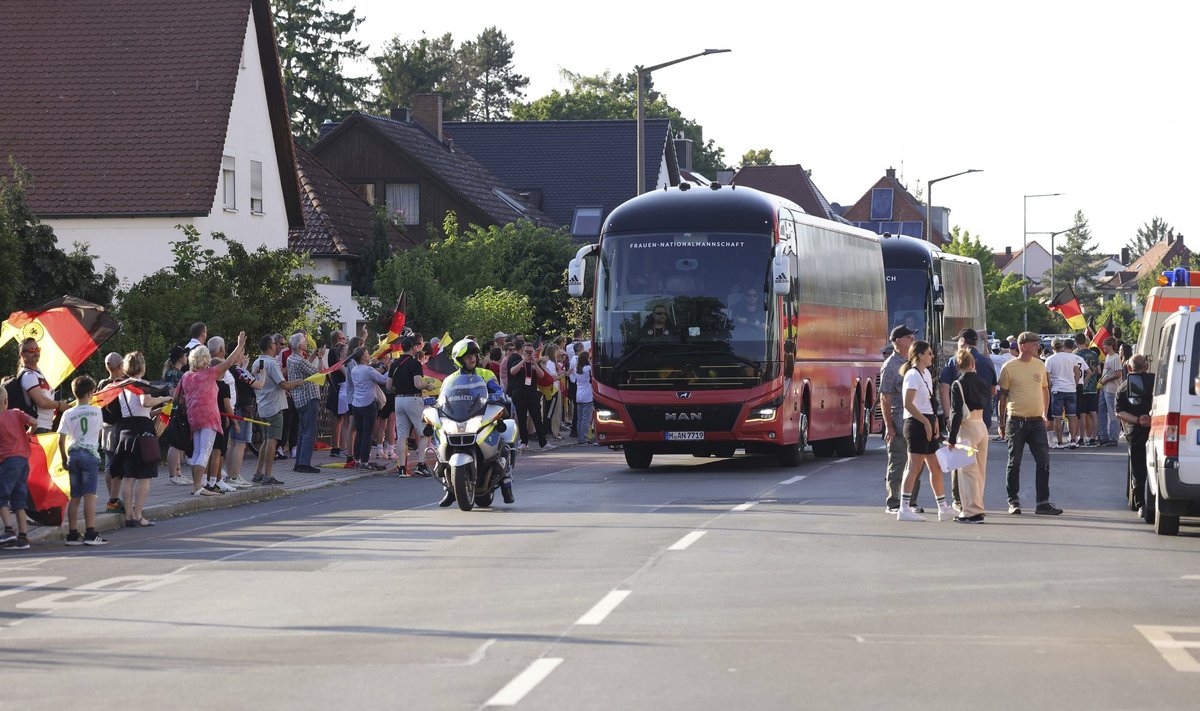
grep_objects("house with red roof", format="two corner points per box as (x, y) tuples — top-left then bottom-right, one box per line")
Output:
(841, 168), (947, 246)
(729, 164), (844, 221)
(0, 0), (302, 285)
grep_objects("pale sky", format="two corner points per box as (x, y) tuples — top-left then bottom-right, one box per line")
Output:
(340, 0), (1197, 261)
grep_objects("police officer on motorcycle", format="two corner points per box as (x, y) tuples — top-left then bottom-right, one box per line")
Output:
(436, 339), (514, 507)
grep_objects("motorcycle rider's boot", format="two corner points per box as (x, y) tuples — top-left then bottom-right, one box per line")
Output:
(438, 488), (456, 507)
(501, 482), (515, 504)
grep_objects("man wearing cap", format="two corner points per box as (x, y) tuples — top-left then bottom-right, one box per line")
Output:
(494, 332), (508, 350)
(879, 325), (922, 513)
(997, 331), (1063, 515)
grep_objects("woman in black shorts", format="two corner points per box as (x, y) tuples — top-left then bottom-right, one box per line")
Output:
(897, 340), (953, 522)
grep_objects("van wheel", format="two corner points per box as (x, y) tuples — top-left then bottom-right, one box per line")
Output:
(1142, 484), (1156, 524)
(1155, 494), (1180, 536)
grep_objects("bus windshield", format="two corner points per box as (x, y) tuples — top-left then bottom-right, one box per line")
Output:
(594, 232), (776, 389)
(885, 268), (929, 337)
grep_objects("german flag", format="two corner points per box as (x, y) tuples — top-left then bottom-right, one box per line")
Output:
(371, 291), (407, 358)
(0, 296), (120, 388)
(1047, 286), (1088, 332)
(26, 431), (71, 523)
(304, 353), (352, 386)
(1092, 314), (1115, 350)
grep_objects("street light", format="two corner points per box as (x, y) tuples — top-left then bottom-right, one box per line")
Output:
(925, 169), (982, 243)
(1023, 192), (1064, 329)
(1029, 228), (1076, 302)
(636, 49), (731, 195)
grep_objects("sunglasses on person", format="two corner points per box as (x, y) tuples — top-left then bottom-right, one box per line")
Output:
(21, 347), (40, 354)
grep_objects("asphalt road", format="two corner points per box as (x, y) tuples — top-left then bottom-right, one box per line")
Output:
(2, 439), (1199, 710)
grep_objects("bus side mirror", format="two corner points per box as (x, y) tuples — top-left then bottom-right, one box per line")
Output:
(932, 274), (945, 313)
(772, 247), (791, 296)
(568, 243), (599, 297)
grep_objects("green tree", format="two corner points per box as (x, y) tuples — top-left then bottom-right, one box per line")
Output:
(111, 226), (334, 365)
(740, 148), (774, 167)
(370, 245), (462, 337)
(1095, 295), (1140, 345)
(459, 27), (529, 121)
(1046, 210), (1102, 312)
(1126, 216), (1177, 263)
(370, 33), (456, 114)
(0, 160), (118, 315)
(943, 227), (1025, 339)
(451, 286), (534, 339)
(514, 70), (728, 178)
(273, 0), (369, 144)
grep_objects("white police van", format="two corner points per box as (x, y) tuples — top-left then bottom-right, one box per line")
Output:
(1144, 306), (1200, 535)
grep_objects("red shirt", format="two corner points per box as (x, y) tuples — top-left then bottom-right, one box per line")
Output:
(0, 408), (36, 462)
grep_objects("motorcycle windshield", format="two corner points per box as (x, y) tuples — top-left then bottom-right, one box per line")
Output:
(438, 374), (488, 420)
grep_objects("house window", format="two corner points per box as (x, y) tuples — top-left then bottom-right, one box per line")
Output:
(385, 183), (419, 225)
(571, 206), (604, 239)
(222, 155), (236, 211)
(870, 188), (893, 221)
(250, 160), (263, 214)
(353, 183), (376, 204)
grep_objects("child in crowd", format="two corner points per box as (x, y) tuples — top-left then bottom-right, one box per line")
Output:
(57, 376), (107, 545)
(0, 385), (37, 550)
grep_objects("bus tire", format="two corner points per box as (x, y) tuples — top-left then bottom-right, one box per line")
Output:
(811, 439), (837, 458)
(855, 393), (870, 455)
(776, 441), (802, 467)
(624, 445), (653, 469)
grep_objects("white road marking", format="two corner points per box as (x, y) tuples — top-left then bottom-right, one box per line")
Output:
(1182, 575), (1200, 580)
(669, 531), (707, 551)
(1135, 625), (1200, 672)
(731, 502), (757, 512)
(576, 590), (632, 625)
(485, 657), (564, 706)
(835, 457), (853, 464)
(0, 577), (64, 599)
(778, 475), (806, 486)
(17, 575), (190, 610)
(437, 638), (496, 667)
(524, 464), (591, 481)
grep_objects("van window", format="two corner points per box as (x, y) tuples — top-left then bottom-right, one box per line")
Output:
(1154, 324), (1175, 397)
(1191, 324), (1200, 395)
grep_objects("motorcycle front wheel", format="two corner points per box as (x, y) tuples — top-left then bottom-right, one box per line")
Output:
(453, 467), (476, 511)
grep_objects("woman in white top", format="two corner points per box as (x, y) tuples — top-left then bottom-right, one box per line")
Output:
(540, 345), (563, 440)
(898, 340), (953, 522)
(569, 351), (594, 444)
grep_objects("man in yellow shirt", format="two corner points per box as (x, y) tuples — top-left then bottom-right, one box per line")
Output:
(997, 331), (1063, 516)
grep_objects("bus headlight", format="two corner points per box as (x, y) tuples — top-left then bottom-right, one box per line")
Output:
(747, 407), (777, 423)
(596, 408), (623, 424)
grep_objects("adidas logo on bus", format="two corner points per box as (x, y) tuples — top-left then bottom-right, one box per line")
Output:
(774, 273), (788, 284)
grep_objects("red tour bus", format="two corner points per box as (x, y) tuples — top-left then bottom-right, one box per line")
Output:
(568, 184), (888, 469)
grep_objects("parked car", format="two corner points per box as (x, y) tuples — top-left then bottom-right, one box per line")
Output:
(1143, 306), (1200, 535)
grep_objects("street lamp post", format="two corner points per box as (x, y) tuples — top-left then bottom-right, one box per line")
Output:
(1029, 228), (1076, 303)
(1023, 192), (1064, 329)
(636, 49), (731, 195)
(925, 169), (982, 243)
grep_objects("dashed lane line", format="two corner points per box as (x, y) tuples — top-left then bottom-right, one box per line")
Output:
(778, 475), (806, 486)
(668, 531), (707, 551)
(575, 590), (632, 626)
(485, 657), (565, 706)
(731, 502), (757, 512)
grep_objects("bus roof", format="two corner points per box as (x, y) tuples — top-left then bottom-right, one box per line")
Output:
(602, 185), (793, 236)
(879, 233), (978, 270)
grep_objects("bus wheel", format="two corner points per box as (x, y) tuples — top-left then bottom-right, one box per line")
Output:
(834, 393), (865, 457)
(854, 396), (870, 455)
(776, 440), (801, 467)
(624, 445), (653, 469)
(811, 439), (837, 458)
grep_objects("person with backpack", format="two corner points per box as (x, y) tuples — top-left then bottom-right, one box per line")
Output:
(11, 338), (69, 434)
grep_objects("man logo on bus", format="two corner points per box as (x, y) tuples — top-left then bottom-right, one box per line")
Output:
(665, 412), (702, 421)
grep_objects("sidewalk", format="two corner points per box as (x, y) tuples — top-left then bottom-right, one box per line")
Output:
(25, 438), (586, 545)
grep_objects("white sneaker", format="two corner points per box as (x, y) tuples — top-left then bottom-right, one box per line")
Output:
(226, 476), (254, 488)
(168, 475), (189, 486)
(541, 442), (556, 451)
(938, 505), (957, 522)
(216, 479), (238, 493)
(897, 509), (927, 522)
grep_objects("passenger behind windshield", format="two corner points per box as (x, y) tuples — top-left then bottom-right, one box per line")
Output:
(731, 288), (766, 331)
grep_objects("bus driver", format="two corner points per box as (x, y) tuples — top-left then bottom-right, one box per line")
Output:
(644, 304), (674, 337)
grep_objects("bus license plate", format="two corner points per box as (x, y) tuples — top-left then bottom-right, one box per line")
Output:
(665, 431), (704, 441)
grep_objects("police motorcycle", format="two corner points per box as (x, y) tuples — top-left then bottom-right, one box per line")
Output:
(423, 373), (517, 511)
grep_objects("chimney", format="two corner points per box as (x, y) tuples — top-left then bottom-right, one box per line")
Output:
(674, 136), (694, 172)
(885, 166), (896, 180)
(411, 93), (443, 142)
(389, 107), (411, 122)
(1006, 246), (1012, 258)
(1121, 247), (1130, 264)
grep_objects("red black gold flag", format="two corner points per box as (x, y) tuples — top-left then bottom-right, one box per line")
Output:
(424, 347), (455, 380)
(372, 291), (407, 358)
(0, 296), (120, 388)
(27, 432), (71, 522)
(1092, 314), (1115, 350)
(1046, 286), (1088, 331)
